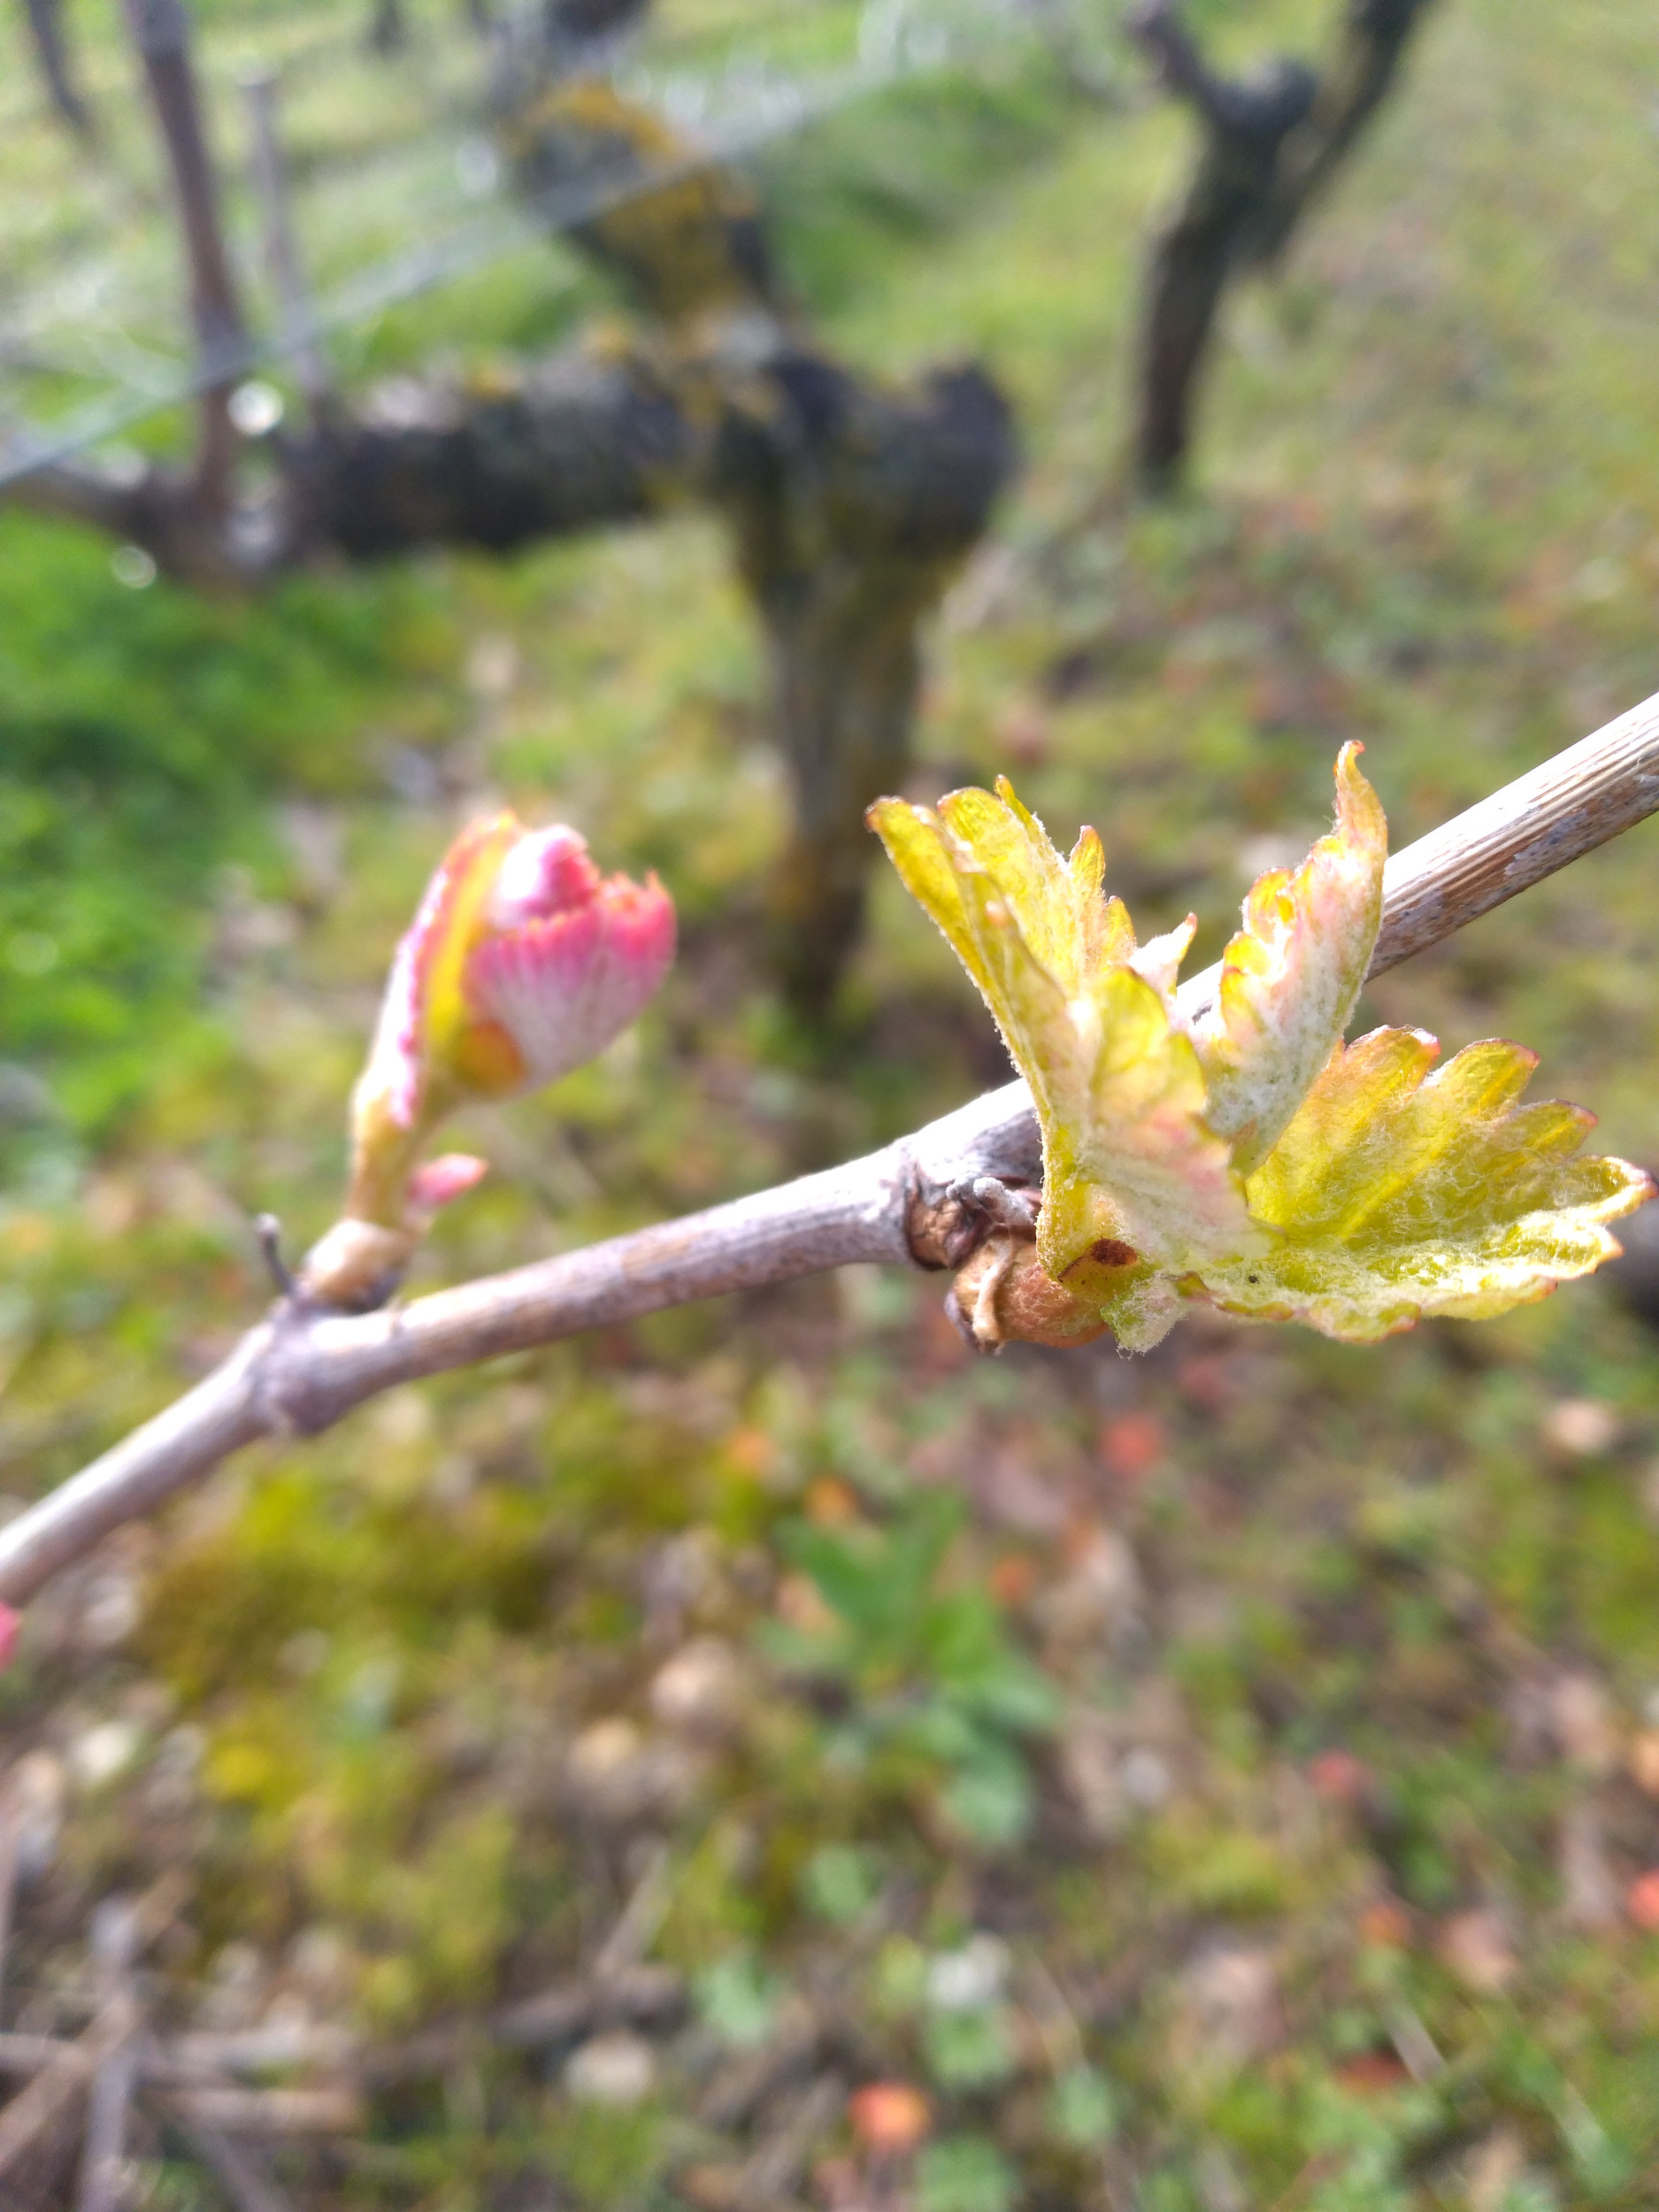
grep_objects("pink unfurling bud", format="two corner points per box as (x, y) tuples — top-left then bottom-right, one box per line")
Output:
(465, 826), (676, 1090)
(0, 1604), (19, 1671)
(301, 815), (674, 1307)
(355, 815), (675, 1152)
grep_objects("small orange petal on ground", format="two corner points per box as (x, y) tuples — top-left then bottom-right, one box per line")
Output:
(726, 1425), (776, 1478)
(848, 2081), (931, 2155)
(1357, 1899), (1413, 1951)
(1308, 1750), (1371, 1805)
(1100, 1411), (1166, 1481)
(989, 1555), (1038, 1607)
(1335, 2051), (1409, 2094)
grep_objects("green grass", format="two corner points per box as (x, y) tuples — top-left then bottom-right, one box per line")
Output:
(4, 0), (1659, 2204)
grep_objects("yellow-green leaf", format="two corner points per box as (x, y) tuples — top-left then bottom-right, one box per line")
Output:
(1041, 961), (1257, 1284)
(868, 783), (1258, 1282)
(1195, 743), (1386, 1178)
(1193, 1028), (1653, 1341)
(873, 758), (1647, 1356)
(867, 786), (1134, 1012)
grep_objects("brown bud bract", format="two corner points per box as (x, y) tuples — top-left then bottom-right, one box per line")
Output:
(949, 1234), (1110, 1353)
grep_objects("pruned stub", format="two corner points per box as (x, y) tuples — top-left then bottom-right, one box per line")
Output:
(903, 1170), (1039, 1272)
(902, 1171), (1112, 1356)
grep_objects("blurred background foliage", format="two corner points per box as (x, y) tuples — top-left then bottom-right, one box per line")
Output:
(3, 0), (1659, 2203)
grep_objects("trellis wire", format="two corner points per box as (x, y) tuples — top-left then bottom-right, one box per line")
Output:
(0, 0), (845, 136)
(0, 0), (1048, 494)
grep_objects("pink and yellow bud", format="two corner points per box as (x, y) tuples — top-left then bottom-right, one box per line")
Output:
(303, 813), (674, 1308)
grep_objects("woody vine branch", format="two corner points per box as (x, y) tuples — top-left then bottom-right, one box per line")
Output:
(0, 686), (1655, 1617)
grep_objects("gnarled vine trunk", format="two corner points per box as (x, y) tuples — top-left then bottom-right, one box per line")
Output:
(1248, 0), (1439, 268)
(6, 25), (1016, 1015)
(500, 78), (1015, 1010)
(712, 355), (1012, 1013)
(284, 338), (1013, 1015)
(19, 0), (94, 137)
(1133, 49), (1316, 488)
(1131, 0), (1437, 491)
(285, 349), (694, 557)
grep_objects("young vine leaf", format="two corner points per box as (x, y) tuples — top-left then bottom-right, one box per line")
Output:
(869, 749), (1651, 1351)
